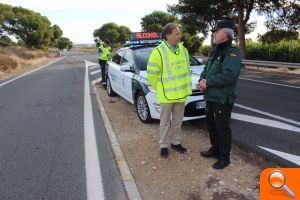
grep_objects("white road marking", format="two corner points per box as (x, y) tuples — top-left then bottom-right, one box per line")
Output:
(91, 70), (101, 75)
(239, 77), (300, 89)
(231, 113), (300, 133)
(92, 78), (102, 85)
(0, 57), (65, 88)
(235, 103), (300, 126)
(84, 61), (105, 200)
(258, 146), (300, 166)
(90, 66), (99, 70)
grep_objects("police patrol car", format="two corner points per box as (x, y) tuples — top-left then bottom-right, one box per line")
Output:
(106, 32), (206, 123)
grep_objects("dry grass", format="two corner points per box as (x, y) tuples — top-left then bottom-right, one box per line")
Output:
(0, 54), (18, 72)
(0, 46), (56, 80)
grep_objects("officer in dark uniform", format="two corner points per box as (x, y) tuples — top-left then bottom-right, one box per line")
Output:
(197, 20), (242, 169)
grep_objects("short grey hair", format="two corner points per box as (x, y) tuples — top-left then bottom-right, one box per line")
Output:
(162, 23), (179, 40)
(223, 28), (234, 38)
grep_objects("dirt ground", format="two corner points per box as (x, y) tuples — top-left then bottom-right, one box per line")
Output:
(95, 85), (278, 200)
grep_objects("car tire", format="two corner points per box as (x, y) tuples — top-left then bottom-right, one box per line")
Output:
(136, 92), (153, 123)
(106, 78), (116, 97)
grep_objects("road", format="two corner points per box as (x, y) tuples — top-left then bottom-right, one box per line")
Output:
(0, 51), (299, 199)
(0, 55), (127, 200)
(72, 51), (300, 167)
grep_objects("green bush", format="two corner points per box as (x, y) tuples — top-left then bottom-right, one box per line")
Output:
(199, 40), (299, 63)
(246, 40), (300, 63)
(199, 45), (212, 56)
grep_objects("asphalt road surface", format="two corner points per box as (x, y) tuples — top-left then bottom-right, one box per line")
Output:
(0, 55), (127, 200)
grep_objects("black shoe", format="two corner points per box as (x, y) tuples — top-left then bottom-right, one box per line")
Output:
(160, 148), (168, 159)
(212, 159), (230, 169)
(171, 144), (187, 154)
(200, 148), (219, 159)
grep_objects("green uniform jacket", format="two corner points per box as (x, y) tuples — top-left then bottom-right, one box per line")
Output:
(200, 40), (242, 104)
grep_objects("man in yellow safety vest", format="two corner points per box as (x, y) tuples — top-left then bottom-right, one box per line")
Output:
(147, 23), (192, 159)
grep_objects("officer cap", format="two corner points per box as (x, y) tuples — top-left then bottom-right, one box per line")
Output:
(211, 20), (235, 32)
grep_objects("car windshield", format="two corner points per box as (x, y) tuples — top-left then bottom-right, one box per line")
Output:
(134, 47), (202, 71)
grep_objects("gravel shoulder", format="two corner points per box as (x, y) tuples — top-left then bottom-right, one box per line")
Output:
(95, 85), (276, 200)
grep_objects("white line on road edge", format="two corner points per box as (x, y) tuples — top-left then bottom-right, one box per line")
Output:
(84, 62), (105, 200)
(0, 56), (65, 88)
(90, 66), (100, 70)
(91, 70), (101, 75)
(231, 113), (300, 133)
(239, 77), (300, 89)
(235, 103), (300, 127)
(93, 86), (142, 200)
(258, 146), (300, 166)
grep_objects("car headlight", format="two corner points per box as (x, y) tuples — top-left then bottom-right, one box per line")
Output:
(148, 85), (157, 93)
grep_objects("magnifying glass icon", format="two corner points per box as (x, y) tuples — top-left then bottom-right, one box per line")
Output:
(268, 170), (295, 198)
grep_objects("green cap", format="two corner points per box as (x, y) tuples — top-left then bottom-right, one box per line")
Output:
(211, 20), (235, 32)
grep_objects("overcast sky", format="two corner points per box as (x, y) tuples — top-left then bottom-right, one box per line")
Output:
(1, 0), (267, 44)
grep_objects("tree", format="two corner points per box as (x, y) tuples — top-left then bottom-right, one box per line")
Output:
(0, 3), (15, 36)
(141, 11), (179, 32)
(169, 0), (299, 59)
(93, 23), (131, 45)
(181, 33), (204, 55)
(56, 37), (73, 50)
(140, 11), (204, 54)
(259, 0), (300, 30)
(0, 35), (15, 47)
(50, 24), (63, 47)
(118, 26), (131, 44)
(258, 29), (299, 43)
(0, 3), (54, 48)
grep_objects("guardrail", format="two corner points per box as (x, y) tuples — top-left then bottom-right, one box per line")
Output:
(195, 56), (300, 69)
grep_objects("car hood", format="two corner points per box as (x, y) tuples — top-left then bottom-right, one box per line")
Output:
(139, 64), (205, 90)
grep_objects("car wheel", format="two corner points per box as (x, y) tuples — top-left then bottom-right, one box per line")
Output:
(106, 78), (116, 97)
(136, 92), (153, 123)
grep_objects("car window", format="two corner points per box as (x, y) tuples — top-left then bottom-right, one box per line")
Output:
(122, 50), (134, 66)
(189, 55), (202, 66)
(112, 50), (125, 65)
(134, 48), (153, 71)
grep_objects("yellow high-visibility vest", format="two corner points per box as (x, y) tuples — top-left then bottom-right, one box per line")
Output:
(99, 45), (111, 61)
(147, 41), (192, 103)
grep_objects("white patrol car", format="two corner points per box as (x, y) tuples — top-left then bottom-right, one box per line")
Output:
(106, 32), (206, 123)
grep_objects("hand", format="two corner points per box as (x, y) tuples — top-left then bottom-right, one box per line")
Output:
(197, 79), (207, 91)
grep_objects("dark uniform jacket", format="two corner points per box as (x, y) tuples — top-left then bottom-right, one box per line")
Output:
(200, 39), (242, 104)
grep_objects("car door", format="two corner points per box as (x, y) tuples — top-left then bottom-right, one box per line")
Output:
(108, 50), (125, 95)
(119, 50), (135, 104)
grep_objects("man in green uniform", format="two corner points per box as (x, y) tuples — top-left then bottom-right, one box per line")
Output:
(197, 20), (242, 169)
(98, 39), (111, 86)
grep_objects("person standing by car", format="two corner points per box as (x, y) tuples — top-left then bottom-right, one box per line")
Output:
(98, 39), (112, 86)
(197, 20), (242, 169)
(147, 23), (192, 159)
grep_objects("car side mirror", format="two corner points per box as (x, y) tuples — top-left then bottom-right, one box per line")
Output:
(120, 64), (134, 72)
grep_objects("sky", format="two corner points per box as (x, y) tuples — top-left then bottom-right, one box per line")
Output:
(1, 0), (267, 44)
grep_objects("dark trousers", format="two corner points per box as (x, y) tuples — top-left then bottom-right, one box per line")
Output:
(99, 60), (106, 83)
(206, 101), (233, 160)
